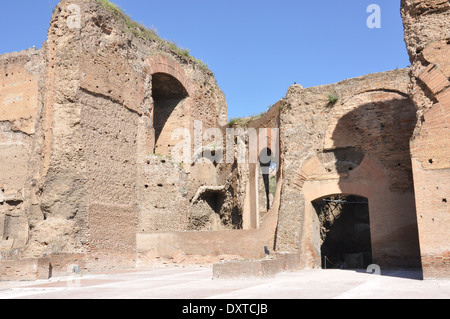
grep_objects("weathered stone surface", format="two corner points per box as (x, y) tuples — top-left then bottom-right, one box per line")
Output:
(402, 0), (450, 279)
(0, 0), (228, 275)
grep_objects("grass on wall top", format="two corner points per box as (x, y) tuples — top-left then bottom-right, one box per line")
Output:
(95, 0), (210, 71)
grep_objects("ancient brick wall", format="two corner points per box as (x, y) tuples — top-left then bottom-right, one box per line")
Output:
(0, 49), (44, 253)
(401, 0), (450, 279)
(138, 155), (190, 233)
(36, 0), (227, 260)
(80, 91), (139, 253)
(277, 70), (422, 269)
(0, 0), (228, 270)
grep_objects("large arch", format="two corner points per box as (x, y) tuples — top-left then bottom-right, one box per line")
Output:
(298, 154), (381, 268)
(144, 55), (192, 96)
(143, 55), (192, 157)
(297, 152), (421, 270)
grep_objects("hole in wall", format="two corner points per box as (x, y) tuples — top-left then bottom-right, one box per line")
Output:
(200, 191), (226, 215)
(5, 200), (22, 207)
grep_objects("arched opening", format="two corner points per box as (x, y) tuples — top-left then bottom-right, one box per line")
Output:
(152, 73), (189, 156)
(312, 194), (373, 269)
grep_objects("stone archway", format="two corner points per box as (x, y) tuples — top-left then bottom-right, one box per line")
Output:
(297, 153), (381, 269)
(143, 55), (193, 157)
(297, 152), (421, 270)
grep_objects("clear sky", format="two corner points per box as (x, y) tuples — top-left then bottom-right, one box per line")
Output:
(0, 0), (411, 120)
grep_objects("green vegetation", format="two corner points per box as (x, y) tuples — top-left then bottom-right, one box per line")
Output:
(269, 175), (277, 195)
(227, 111), (269, 128)
(327, 93), (339, 106)
(95, 0), (209, 71)
(228, 117), (239, 127)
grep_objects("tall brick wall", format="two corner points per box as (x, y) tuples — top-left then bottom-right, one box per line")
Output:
(0, 0), (228, 267)
(80, 91), (139, 253)
(401, 0), (450, 279)
(0, 49), (44, 253)
(0, 0), (228, 273)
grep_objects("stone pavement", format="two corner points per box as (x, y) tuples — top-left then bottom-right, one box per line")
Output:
(0, 266), (449, 299)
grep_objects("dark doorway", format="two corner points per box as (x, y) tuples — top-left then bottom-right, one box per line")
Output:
(201, 190), (226, 215)
(313, 195), (373, 269)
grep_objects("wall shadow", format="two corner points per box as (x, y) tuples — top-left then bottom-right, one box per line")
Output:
(326, 92), (422, 273)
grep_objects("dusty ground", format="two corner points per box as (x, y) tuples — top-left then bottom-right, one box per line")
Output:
(0, 266), (448, 299)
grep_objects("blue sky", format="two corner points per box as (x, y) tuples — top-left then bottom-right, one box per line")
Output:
(0, 0), (410, 119)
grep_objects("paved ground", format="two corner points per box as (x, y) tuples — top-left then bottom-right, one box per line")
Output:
(0, 266), (449, 299)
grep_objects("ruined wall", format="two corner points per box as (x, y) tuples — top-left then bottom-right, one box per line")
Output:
(80, 91), (139, 253)
(39, 0), (226, 260)
(277, 70), (422, 269)
(0, 0), (228, 270)
(0, 49), (44, 255)
(139, 155), (190, 233)
(401, 0), (450, 279)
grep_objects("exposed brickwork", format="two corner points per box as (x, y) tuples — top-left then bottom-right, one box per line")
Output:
(144, 55), (192, 96)
(0, 0), (228, 279)
(402, 0), (450, 279)
(418, 65), (450, 95)
(276, 70), (422, 270)
(421, 251), (450, 279)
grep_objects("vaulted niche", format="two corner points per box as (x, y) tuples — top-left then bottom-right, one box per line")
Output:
(313, 195), (373, 269)
(152, 73), (189, 156)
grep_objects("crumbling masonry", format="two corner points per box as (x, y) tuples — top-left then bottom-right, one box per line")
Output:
(0, 0), (448, 280)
